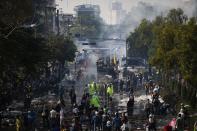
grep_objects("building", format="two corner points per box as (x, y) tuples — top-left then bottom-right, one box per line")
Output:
(194, 0), (197, 17)
(112, 2), (126, 25)
(33, 0), (57, 35)
(74, 4), (100, 18)
(59, 13), (75, 35)
(73, 4), (103, 38)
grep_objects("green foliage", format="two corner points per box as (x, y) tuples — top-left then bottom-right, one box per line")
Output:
(127, 8), (197, 107)
(48, 35), (77, 63)
(0, 0), (32, 29)
(127, 19), (153, 59)
(166, 8), (188, 25)
(0, 28), (50, 75)
(0, 0), (77, 107)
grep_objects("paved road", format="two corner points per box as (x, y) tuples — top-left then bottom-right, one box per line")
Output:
(114, 88), (174, 130)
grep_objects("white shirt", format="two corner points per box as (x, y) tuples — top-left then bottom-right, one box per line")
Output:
(60, 109), (64, 119)
(50, 109), (57, 118)
(121, 123), (128, 131)
(149, 117), (154, 123)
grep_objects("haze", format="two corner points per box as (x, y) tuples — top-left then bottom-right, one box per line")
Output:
(56, 0), (196, 25)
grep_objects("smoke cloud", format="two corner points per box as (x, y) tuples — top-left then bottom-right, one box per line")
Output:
(115, 0), (197, 35)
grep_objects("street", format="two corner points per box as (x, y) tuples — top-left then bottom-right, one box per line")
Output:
(0, 0), (197, 131)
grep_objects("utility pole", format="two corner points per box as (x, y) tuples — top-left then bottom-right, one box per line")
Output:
(56, 9), (60, 35)
(126, 39), (129, 67)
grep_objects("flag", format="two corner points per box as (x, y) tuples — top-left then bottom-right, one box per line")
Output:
(113, 53), (116, 65)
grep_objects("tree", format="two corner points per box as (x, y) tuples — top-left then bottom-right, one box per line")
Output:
(127, 19), (153, 59)
(0, 0), (33, 38)
(49, 35), (77, 64)
(151, 10), (197, 107)
(0, 27), (52, 109)
(0, 0), (77, 109)
(167, 8), (188, 25)
(127, 8), (197, 108)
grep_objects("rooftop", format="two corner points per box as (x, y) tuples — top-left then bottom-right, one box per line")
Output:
(74, 4), (100, 14)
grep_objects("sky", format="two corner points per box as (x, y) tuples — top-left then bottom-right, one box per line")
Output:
(56, 0), (195, 24)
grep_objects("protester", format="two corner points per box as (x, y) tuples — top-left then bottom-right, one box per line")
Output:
(175, 113), (185, 131)
(113, 112), (122, 131)
(144, 83), (149, 95)
(61, 120), (70, 131)
(121, 112), (128, 131)
(71, 116), (82, 131)
(60, 108), (65, 128)
(41, 105), (50, 128)
(121, 122), (128, 131)
(91, 111), (102, 131)
(121, 112), (128, 125)
(50, 108), (58, 130)
(147, 114), (156, 131)
(81, 94), (87, 109)
(73, 104), (79, 116)
(16, 116), (22, 131)
(0, 113), (2, 129)
(168, 118), (176, 130)
(127, 96), (134, 116)
(107, 83), (114, 98)
(69, 88), (74, 104)
(106, 120), (112, 131)
(163, 124), (172, 131)
(28, 109), (36, 129)
(152, 98), (160, 115)
(144, 99), (152, 118)
(194, 121), (197, 131)
(89, 82), (96, 95)
(90, 93), (100, 108)
(69, 88), (76, 107)
(102, 112), (108, 130)
(109, 97), (115, 113)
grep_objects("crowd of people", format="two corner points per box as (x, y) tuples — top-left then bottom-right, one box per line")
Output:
(15, 80), (131, 131)
(164, 103), (192, 131)
(1, 71), (196, 131)
(66, 81), (130, 131)
(143, 80), (197, 131)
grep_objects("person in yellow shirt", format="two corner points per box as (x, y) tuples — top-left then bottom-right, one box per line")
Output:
(194, 121), (197, 131)
(110, 83), (114, 95)
(90, 93), (100, 108)
(16, 116), (22, 131)
(107, 83), (113, 97)
(94, 82), (100, 94)
(89, 82), (95, 95)
(107, 85), (110, 95)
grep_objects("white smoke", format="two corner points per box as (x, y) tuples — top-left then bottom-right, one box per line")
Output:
(118, 0), (196, 34)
